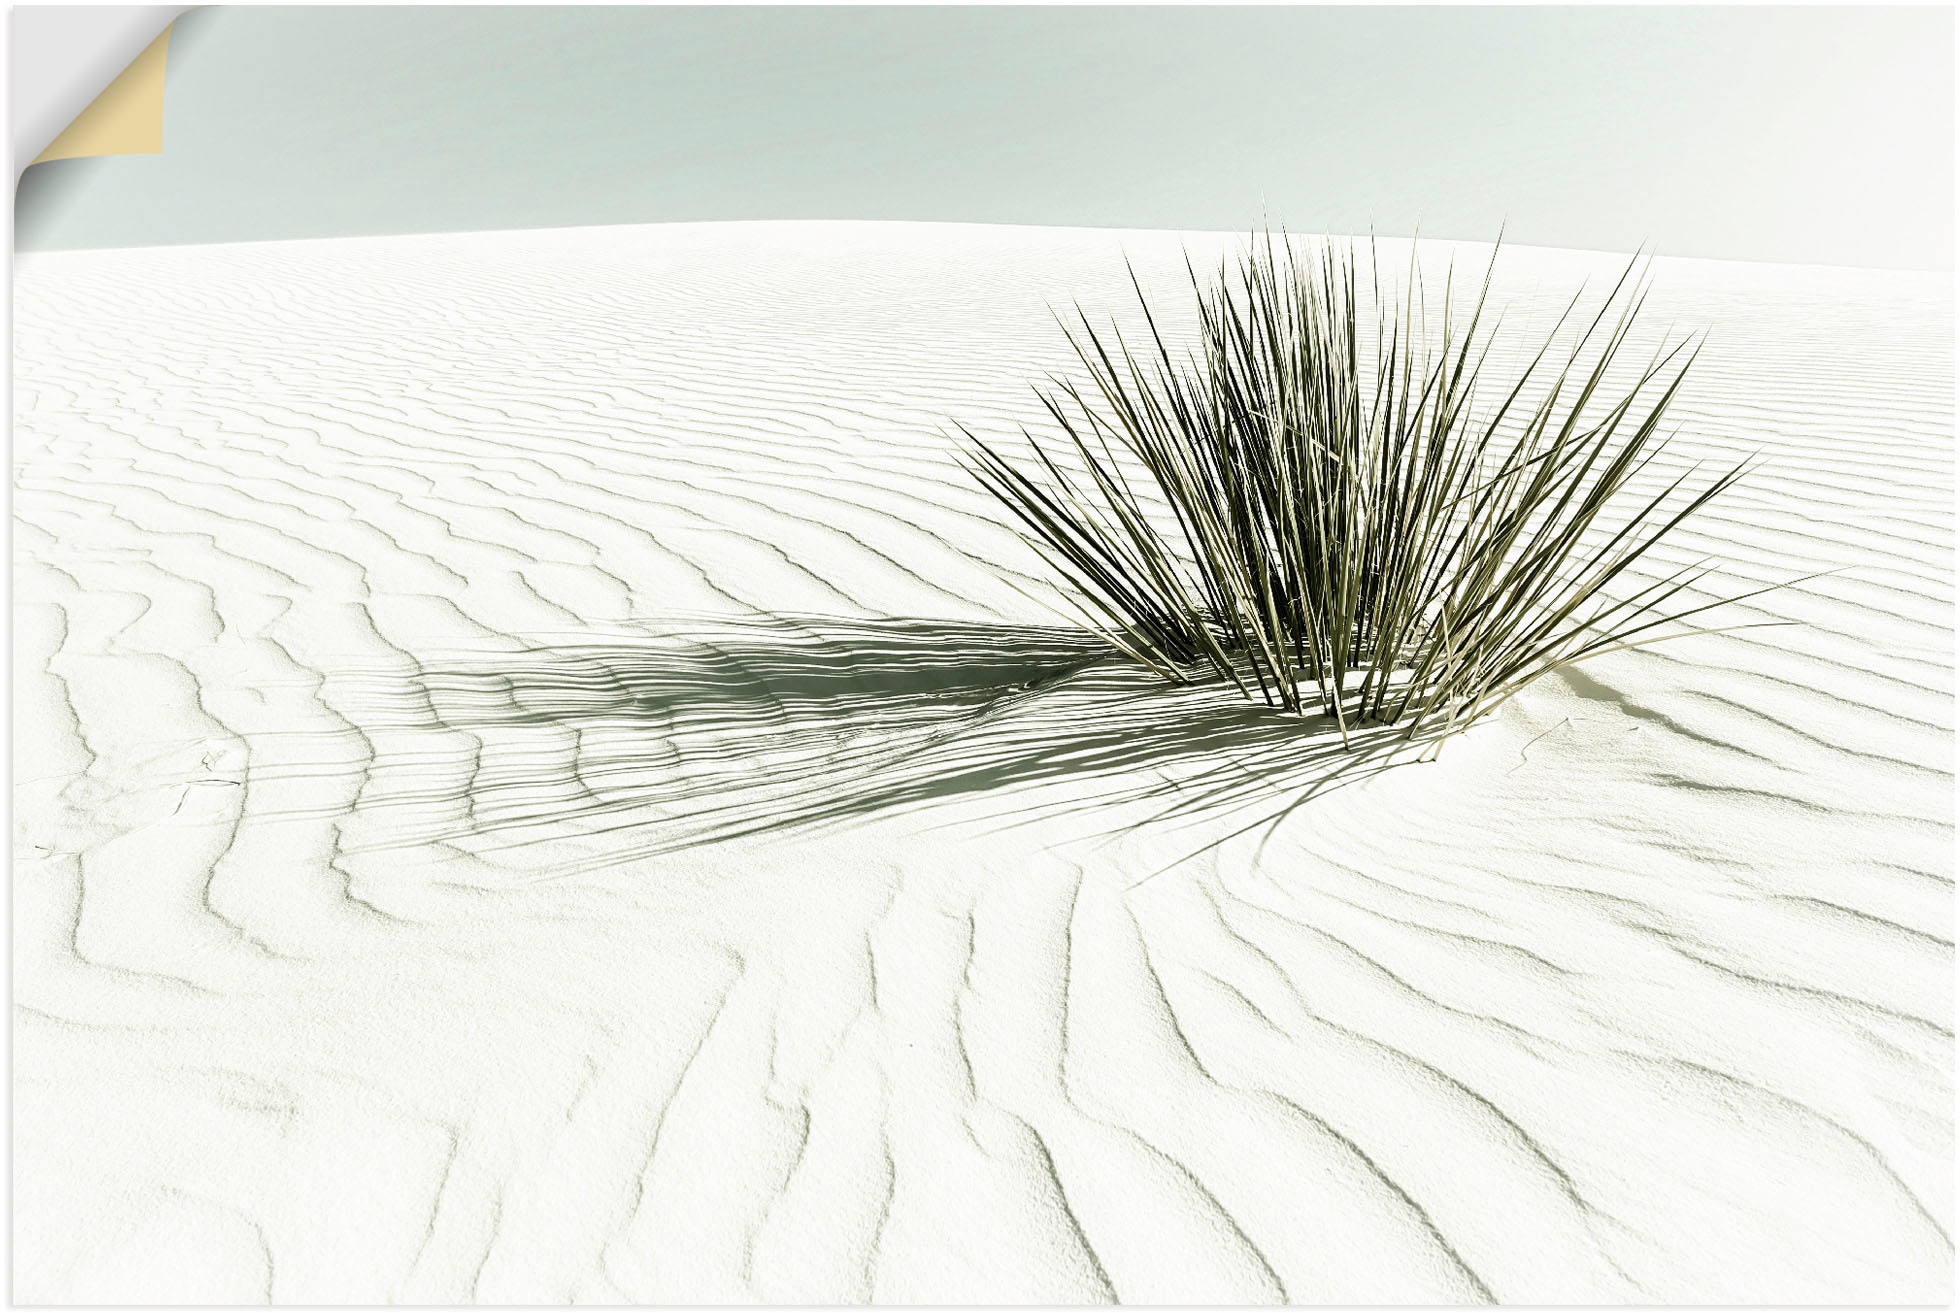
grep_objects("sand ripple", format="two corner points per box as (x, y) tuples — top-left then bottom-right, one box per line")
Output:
(14, 222), (1951, 1301)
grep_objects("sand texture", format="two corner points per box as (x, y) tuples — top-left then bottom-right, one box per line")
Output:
(13, 221), (1953, 1303)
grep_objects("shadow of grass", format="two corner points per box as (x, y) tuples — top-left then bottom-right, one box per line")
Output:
(332, 615), (1446, 875)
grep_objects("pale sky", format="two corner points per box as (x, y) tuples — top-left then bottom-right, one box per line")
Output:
(16, 5), (1954, 268)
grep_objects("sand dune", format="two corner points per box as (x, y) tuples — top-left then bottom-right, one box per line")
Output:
(13, 220), (1952, 1302)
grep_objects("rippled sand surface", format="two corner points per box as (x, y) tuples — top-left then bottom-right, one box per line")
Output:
(14, 221), (1952, 1302)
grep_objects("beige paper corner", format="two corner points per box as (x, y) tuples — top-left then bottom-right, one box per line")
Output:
(31, 22), (174, 166)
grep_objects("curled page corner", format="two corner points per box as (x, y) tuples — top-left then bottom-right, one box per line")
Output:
(31, 21), (175, 166)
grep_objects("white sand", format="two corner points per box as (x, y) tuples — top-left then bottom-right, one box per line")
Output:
(13, 220), (1952, 1303)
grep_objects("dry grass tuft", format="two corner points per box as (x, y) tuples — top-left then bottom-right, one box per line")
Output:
(963, 232), (1783, 746)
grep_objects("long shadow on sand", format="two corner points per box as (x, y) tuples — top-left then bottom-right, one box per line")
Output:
(333, 615), (1447, 874)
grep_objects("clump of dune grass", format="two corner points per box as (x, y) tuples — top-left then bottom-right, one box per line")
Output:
(962, 231), (1778, 747)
